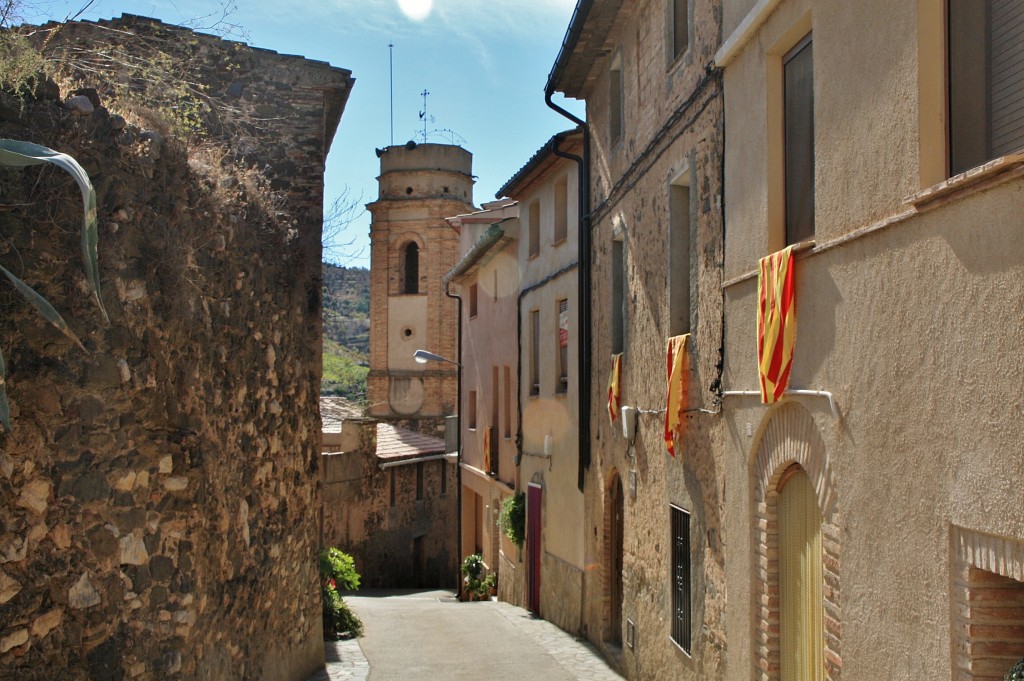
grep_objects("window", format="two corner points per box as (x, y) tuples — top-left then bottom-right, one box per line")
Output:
(556, 299), (569, 393)
(468, 390), (477, 429)
(530, 310), (540, 396)
(611, 238), (626, 354)
(784, 35), (814, 245)
(416, 461), (424, 500)
(949, 0), (1024, 176)
(469, 283), (479, 318)
(554, 176), (568, 244)
(403, 242), (420, 294)
(671, 0), (689, 61)
(610, 53), (624, 145)
(669, 172), (691, 336)
(503, 366), (512, 438)
(670, 505), (691, 653)
(528, 200), (540, 258)
(492, 365), (500, 434)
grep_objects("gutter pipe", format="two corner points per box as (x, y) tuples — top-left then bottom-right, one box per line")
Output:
(544, 89), (591, 492)
(444, 280), (464, 591)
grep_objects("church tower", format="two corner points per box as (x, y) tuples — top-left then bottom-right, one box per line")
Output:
(366, 142), (475, 433)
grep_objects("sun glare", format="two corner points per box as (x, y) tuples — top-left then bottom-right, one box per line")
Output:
(397, 0), (433, 21)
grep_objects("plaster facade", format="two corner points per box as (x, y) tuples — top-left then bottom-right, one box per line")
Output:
(497, 131), (586, 635)
(444, 201), (520, 590)
(717, 1), (1024, 679)
(548, 2), (726, 679)
(366, 143), (475, 434)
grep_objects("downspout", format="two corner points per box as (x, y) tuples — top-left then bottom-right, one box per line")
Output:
(545, 89), (591, 492)
(444, 280), (463, 591)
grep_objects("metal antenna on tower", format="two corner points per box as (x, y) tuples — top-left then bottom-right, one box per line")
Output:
(388, 42), (395, 147)
(418, 89), (430, 144)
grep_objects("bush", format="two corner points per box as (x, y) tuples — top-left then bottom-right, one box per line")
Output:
(460, 553), (495, 601)
(498, 492), (526, 547)
(319, 547), (362, 639)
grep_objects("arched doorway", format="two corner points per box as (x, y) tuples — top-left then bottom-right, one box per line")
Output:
(607, 474), (624, 645)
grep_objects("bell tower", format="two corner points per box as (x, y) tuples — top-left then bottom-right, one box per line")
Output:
(366, 142), (475, 432)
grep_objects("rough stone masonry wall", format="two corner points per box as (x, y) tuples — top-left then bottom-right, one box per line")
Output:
(0, 17), (351, 681)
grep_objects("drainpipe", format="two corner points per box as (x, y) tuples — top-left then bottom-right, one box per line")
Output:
(444, 280), (464, 593)
(545, 88), (591, 492)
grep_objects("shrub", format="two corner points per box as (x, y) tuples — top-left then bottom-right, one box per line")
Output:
(460, 553), (495, 601)
(498, 492), (526, 547)
(319, 547), (362, 639)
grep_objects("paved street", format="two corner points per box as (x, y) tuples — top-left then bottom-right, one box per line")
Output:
(307, 589), (623, 681)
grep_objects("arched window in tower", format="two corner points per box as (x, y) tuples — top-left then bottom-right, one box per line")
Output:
(403, 242), (420, 294)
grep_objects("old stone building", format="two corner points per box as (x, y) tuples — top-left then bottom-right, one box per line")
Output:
(320, 397), (457, 589)
(493, 130), (585, 632)
(442, 199), (520, 596)
(546, 1), (725, 679)
(716, 1), (1024, 679)
(0, 15), (352, 681)
(366, 143), (475, 435)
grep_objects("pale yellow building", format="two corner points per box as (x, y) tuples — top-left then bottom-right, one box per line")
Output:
(717, 1), (1024, 680)
(444, 200), (520, 588)
(496, 129), (585, 633)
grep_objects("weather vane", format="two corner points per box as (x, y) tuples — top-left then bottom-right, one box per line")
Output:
(418, 89), (431, 144)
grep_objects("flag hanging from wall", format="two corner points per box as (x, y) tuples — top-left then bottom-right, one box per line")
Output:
(757, 245), (796, 403)
(664, 334), (690, 457)
(608, 353), (623, 427)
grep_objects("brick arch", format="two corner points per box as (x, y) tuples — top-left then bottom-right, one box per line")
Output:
(602, 469), (625, 643)
(389, 233), (426, 296)
(751, 401), (841, 681)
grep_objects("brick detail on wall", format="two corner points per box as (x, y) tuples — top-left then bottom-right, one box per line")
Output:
(952, 527), (1024, 680)
(752, 402), (841, 681)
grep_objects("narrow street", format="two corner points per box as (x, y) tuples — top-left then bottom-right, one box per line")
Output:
(309, 589), (623, 681)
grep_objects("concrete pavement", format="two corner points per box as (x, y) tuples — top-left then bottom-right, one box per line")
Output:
(306, 589), (622, 681)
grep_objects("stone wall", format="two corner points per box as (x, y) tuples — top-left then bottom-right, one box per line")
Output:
(0, 17), (352, 681)
(321, 447), (458, 589)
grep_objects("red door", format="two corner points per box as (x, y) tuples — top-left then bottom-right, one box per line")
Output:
(527, 483), (542, 615)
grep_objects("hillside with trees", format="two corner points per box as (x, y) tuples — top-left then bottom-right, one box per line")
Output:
(322, 263), (370, 401)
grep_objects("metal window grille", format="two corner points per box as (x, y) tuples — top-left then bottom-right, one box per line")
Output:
(670, 505), (691, 652)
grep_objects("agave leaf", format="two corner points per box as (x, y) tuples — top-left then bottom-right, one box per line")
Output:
(0, 345), (8, 432)
(0, 139), (109, 322)
(0, 263), (86, 352)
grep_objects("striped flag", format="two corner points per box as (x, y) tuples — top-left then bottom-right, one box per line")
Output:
(664, 334), (690, 457)
(757, 246), (796, 403)
(608, 353), (623, 426)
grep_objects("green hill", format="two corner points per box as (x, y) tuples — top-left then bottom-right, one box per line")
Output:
(322, 263), (370, 401)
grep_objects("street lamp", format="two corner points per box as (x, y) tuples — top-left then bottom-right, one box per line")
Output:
(413, 349), (461, 367)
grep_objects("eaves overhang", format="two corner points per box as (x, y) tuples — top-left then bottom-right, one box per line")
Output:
(497, 128), (583, 199)
(545, 0), (624, 99)
(443, 221), (517, 284)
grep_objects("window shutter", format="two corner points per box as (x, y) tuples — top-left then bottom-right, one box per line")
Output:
(990, 0), (1024, 157)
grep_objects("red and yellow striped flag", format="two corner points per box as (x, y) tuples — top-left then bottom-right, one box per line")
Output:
(757, 246), (796, 404)
(607, 353), (623, 426)
(664, 334), (690, 457)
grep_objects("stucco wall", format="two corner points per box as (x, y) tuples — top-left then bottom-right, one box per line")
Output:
(719, 1), (1024, 678)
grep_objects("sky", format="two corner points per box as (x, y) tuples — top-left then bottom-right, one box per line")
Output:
(24, 0), (587, 268)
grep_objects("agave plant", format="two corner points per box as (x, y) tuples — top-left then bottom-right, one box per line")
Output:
(0, 138), (108, 431)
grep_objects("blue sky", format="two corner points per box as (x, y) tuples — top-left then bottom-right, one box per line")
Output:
(28, 0), (586, 268)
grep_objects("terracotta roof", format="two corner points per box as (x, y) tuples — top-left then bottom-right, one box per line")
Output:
(546, 0), (625, 99)
(375, 423), (445, 462)
(496, 128), (583, 199)
(320, 396), (367, 433)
